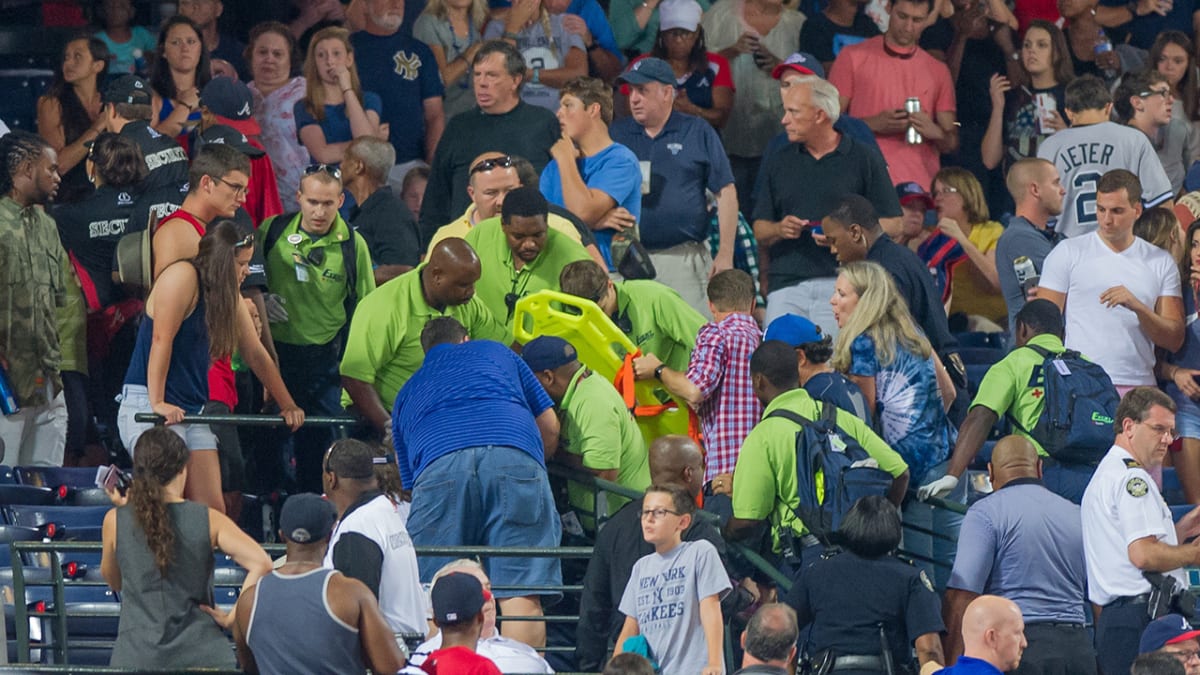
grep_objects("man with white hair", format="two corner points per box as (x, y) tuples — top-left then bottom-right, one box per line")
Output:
(752, 70), (900, 330)
(609, 57), (739, 316)
(344, 136), (421, 286)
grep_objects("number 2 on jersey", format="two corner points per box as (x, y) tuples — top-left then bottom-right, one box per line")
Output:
(1074, 171), (1101, 227)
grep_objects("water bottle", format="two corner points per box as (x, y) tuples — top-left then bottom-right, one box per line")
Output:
(132, 48), (146, 76)
(1094, 28), (1117, 79)
(905, 97), (923, 145)
(0, 363), (20, 416)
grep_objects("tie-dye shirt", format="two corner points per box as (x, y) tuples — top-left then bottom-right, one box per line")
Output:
(849, 333), (954, 478)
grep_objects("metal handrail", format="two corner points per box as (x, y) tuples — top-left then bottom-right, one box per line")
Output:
(133, 413), (358, 427)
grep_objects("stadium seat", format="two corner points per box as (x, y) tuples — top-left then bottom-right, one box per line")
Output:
(1163, 467), (1187, 506)
(0, 466), (17, 485)
(954, 331), (1007, 350)
(1172, 504), (1193, 523)
(1, 506), (107, 534)
(0, 76), (37, 132)
(16, 467), (101, 490)
(0, 486), (57, 507)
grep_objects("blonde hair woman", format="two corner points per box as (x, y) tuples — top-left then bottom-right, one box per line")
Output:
(415, 0), (489, 118)
(295, 27), (384, 164)
(830, 261), (960, 585)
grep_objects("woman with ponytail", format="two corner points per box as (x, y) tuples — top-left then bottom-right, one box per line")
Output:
(117, 222), (304, 513)
(101, 426), (272, 668)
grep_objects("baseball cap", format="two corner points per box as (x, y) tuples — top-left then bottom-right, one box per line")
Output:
(896, 181), (934, 210)
(764, 314), (825, 347)
(521, 336), (578, 372)
(618, 57), (677, 87)
(1140, 614), (1200, 654)
(278, 493), (337, 544)
(197, 123), (265, 158)
(200, 77), (261, 136)
(103, 75), (151, 106)
(431, 572), (486, 624)
(771, 52), (826, 81)
(658, 0), (703, 32)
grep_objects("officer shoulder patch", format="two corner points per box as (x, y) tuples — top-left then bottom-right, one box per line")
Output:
(1124, 458), (1143, 468)
(919, 569), (934, 592)
(1126, 476), (1149, 498)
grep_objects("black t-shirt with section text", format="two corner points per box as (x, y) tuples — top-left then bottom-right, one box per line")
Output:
(119, 120), (190, 193)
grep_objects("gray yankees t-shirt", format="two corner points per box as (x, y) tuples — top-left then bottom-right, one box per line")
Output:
(619, 539), (732, 674)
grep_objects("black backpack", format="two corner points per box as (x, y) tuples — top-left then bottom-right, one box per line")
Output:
(1006, 343), (1119, 466)
(261, 212), (361, 328)
(767, 400), (895, 545)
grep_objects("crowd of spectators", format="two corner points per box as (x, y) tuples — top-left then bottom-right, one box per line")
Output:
(14, 0), (1200, 671)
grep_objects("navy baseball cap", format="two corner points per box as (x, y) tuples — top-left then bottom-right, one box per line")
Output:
(764, 314), (825, 346)
(278, 493), (337, 544)
(772, 52), (826, 80)
(1141, 614), (1200, 653)
(521, 336), (578, 372)
(896, 181), (935, 210)
(201, 77), (261, 136)
(618, 58), (677, 87)
(197, 123), (265, 158)
(431, 572), (486, 624)
(103, 75), (151, 105)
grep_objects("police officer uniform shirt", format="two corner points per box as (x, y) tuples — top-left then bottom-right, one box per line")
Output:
(1081, 444), (1185, 606)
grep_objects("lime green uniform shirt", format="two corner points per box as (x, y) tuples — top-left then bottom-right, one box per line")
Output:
(560, 368), (651, 527)
(338, 263), (509, 408)
(731, 388), (909, 552)
(464, 217), (591, 330)
(260, 213), (377, 346)
(970, 333), (1069, 457)
(613, 280), (706, 372)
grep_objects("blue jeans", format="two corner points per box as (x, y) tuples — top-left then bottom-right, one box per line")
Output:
(902, 461), (966, 590)
(407, 445), (563, 602)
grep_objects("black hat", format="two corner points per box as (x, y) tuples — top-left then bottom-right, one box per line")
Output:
(103, 75), (151, 105)
(279, 493), (337, 544)
(431, 572), (486, 624)
(197, 123), (265, 158)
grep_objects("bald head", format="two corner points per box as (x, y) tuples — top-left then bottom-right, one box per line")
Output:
(988, 436), (1042, 489)
(428, 238), (479, 271)
(648, 435), (705, 498)
(963, 596), (1027, 671)
(422, 238), (482, 309)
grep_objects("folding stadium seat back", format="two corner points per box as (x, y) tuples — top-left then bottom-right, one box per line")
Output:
(0, 487), (58, 508)
(16, 467), (101, 490)
(2, 506), (108, 532)
(0, 76), (37, 132)
(0, 467), (17, 485)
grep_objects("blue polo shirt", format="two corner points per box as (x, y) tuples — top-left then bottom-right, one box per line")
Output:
(349, 31), (445, 163)
(540, 141), (642, 268)
(610, 111), (735, 250)
(391, 340), (554, 488)
(936, 656), (1004, 675)
(947, 479), (1088, 623)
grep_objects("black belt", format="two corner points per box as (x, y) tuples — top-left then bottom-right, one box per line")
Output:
(831, 655), (885, 671)
(1026, 621), (1087, 629)
(1105, 594), (1151, 608)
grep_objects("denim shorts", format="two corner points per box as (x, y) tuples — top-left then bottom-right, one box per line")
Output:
(1177, 404), (1200, 441)
(406, 446), (562, 602)
(116, 385), (216, 455)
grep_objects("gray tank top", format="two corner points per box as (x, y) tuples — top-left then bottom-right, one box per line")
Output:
(110, 501), (236, 669)
(245, 568), (365, 675)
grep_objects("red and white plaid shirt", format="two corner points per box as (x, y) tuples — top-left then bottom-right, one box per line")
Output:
(686, 313), (763, 481)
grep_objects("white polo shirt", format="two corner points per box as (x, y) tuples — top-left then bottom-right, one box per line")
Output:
(1081, 445), (1185, 606)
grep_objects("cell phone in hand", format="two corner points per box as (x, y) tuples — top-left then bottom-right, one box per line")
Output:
(95, 465), (130, 495)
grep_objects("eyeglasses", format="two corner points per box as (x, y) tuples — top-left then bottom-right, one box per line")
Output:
(305, 164), (342, 180)
(931, 186), (959, 197)
(234, 233), (255, 249)
(211, 175), (248, 197)
(470, 156), (514, 175)
(640, 507), (680, 520)
(1163, 649), (1200, 662)
(1141, 421), (1178, 442)
(1140, 88), (1173, 100)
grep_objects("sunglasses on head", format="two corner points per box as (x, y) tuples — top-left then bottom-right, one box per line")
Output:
(235, 233), (255, 249)
(304, 164), (342, 180)
(470, 156), (514, 175)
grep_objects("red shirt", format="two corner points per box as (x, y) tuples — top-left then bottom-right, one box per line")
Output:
(420, 646), (502, 675)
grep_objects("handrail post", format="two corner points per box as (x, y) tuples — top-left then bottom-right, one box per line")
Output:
(49, 552), (65, 664)
(10, 545), (28, 663)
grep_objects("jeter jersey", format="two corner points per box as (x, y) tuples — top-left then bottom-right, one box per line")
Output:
(1037, 121), (1173, 239)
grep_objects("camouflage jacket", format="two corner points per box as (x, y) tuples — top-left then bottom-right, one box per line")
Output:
(0, 197), (67, 407)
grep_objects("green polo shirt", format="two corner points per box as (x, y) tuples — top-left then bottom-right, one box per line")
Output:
(464, 217), (591, 330)
(338, 263), (509, 408)
(560, 368), (650, 527)
(613, 280), (706, 372)
(731, 388), (908, 552)
(260, 213), (377, 346)
(970, 333), (1070, 457)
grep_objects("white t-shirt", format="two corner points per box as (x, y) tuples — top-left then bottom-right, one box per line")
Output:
(618, 539), (732, 675)
(1039, 231), (1181, 386)
(409, 632), (554, 673)
(1081, 445), (1185, 605)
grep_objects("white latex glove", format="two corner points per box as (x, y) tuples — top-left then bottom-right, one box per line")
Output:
(263, 293), (289, 323)
(917, 474), (959, 501)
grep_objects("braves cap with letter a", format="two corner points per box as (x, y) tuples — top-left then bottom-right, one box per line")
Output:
(896, 181), (935, 210)
(771, 52), (826, 80)
(658, 0), (703, 32)
(431, 572), (486, 624)
(103, 75), (152, 106)
(521, 336), (578, 372)
(278, 493), (337, 544)
(197, 123), (266, 158)
(1140, 614), (1200, 653)
(618, 57), (677, 87)
(200, 76), (261, 136)
(764, 314), (825, 347)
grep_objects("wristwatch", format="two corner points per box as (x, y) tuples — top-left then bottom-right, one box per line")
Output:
(654, 364), (665, 380)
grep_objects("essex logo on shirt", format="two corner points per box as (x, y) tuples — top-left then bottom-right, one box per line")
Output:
(393, 51), (422, 80)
